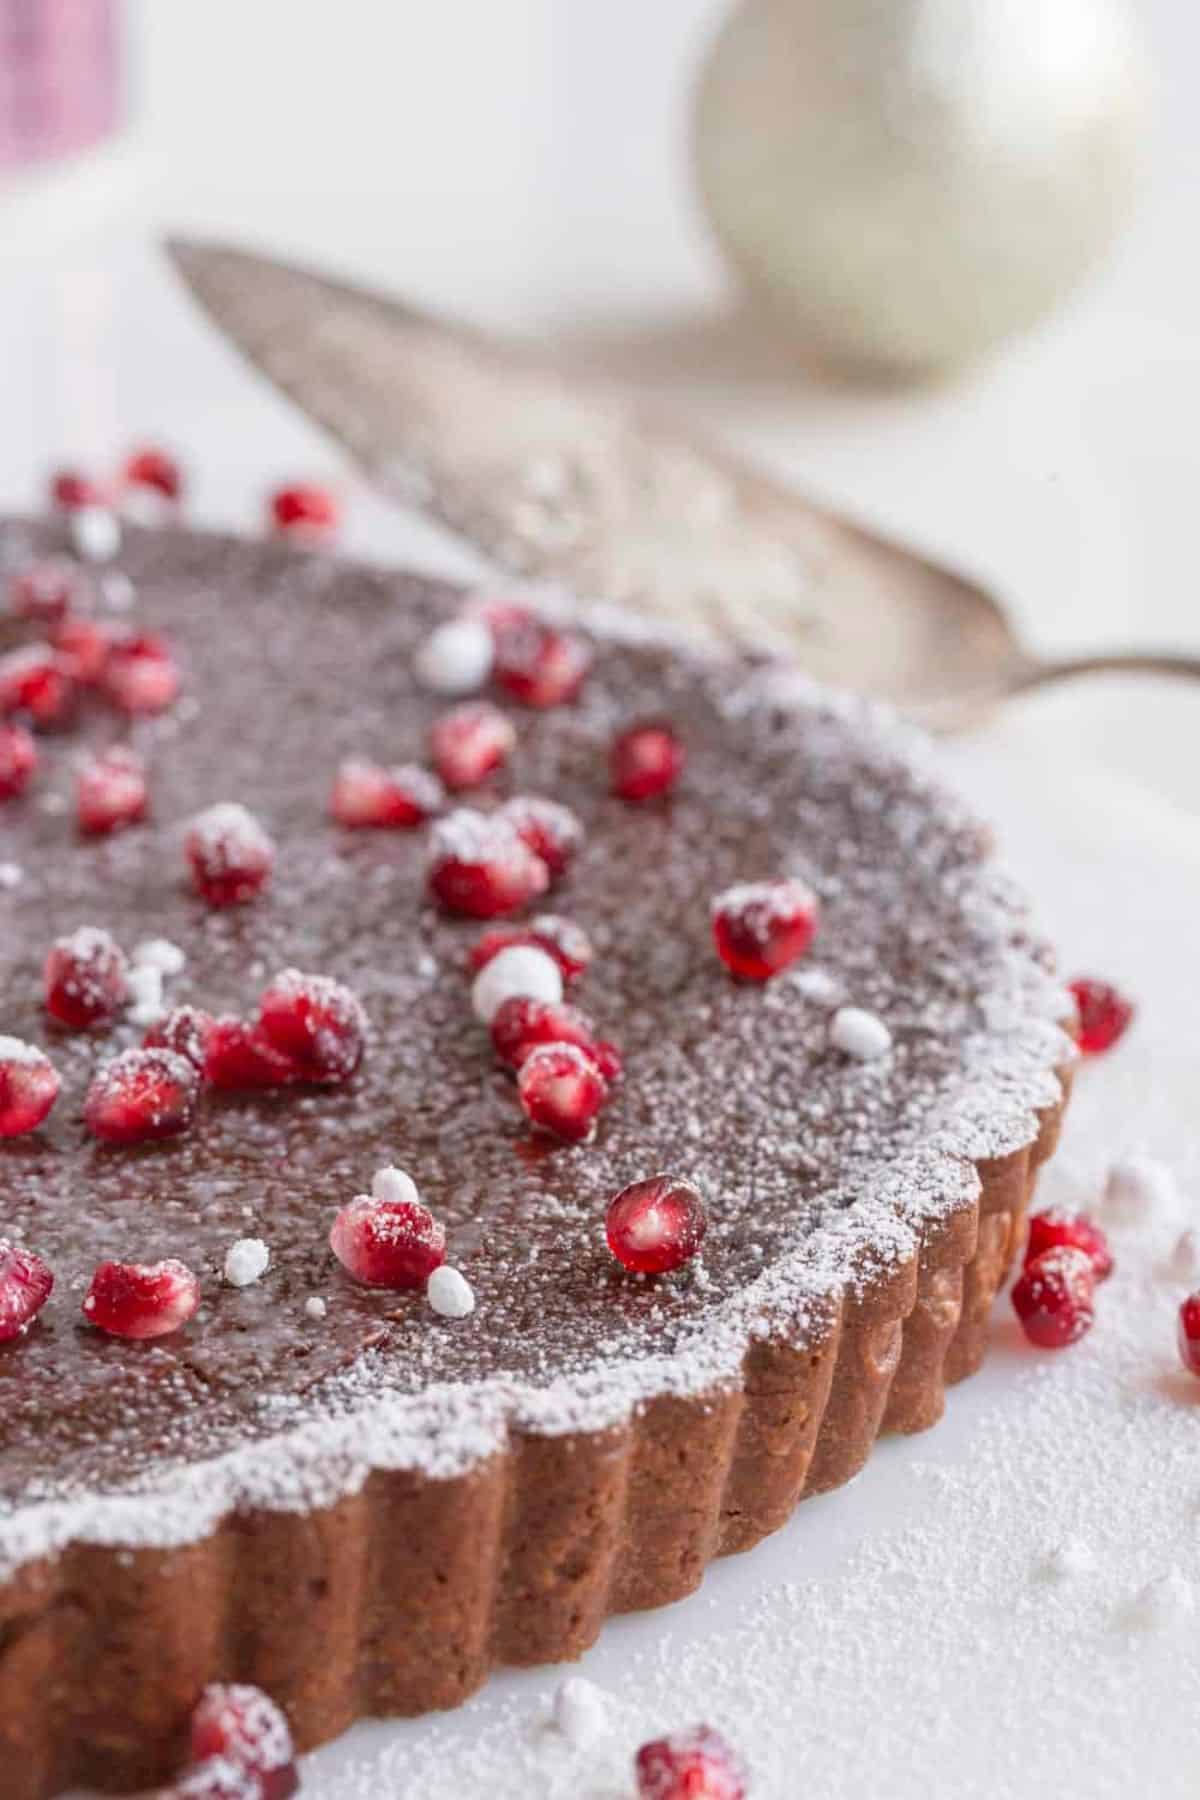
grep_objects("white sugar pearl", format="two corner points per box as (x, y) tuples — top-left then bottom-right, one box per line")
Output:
(69, 505), (121, 563)
(133, 937), (187, 976)
(470, 944), (563, 1025)
(304, 1295), (327, 1320)
(553, 1676), (610, 1747)
(125, 963), (165, 1027)
(427, 1265), (475, 1318)
(224, 1237), (270, 1287)
(830, 1006), (892, 1061)
(1103, 1155), (1179, 1227)
(414, 616), (494, 696)
(372, 1165), (420, 1206)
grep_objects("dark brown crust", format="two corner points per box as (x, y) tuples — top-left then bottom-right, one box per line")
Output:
(0, 1074), (1069, 1797)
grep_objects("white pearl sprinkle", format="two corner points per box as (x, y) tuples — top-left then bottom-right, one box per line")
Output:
(304, 1296), (327, 1321)
(830, 1006), (892, 1061)
(224, 1238), (270, 1288)
(372, 1165), (420, 1207)
(133, 937), (187, 976)
(125, 963), (165, 1028)
(427, 1266), (475, 1319)
(552, 1676), (610, 1747)
(69, 505), (121, 563)
(414, 616), (495, 696)
(470, 944), (563, 1025)
(1103, 1155), (1179, 1227)
(0, 862), (22, 888)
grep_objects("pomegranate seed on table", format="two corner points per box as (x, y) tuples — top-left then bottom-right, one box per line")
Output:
(711, 877), (819, 981)
(330, 757), (444, 828)
(1025, 1208), (1113, 1282)
(76, 746), (148, 837)
(490, 995), (603, 1070)
(430, 701), (516, 790)
(1011, 1246), (1096, 1349)
(1179, 1292), (1200, 1377)
(500, 794), (583, 877)
(258, 969), (367, 1083)
(635, 1725), (746, 1800)
(606, 1176), (707, 1275)
(121, 445), (185, 503)
(6, 556), (84, 627)
(204, 1018), (300, 1091)
(186, 803), (276, 907)
(83, 1047), (199, 1144)
(428, 809), (550, 918)
(469, 913), (593, 984)
(0, 1241), (54, 1343)
(49, 467), (104, 512)
(82, 1258), (201, 1339)
(1067, 977), (1135, 1054)
(144, 1006), (217, 1074)
(102, 631), (180, 715)
(329, 1193), (446, 1289)
(44, 926), (129, 1029)
(0, 721), (37, 800)
(611, 722), (686, 802)
(491, 612), (592, 708)
(0, 1037), (61, 1137)
(51, 613), (112, 684)
(268, 482), (340, 540)
(0, 643), (77, 729)
(189, 1683), (299, 1800)
(518, 1042), (608, 1142)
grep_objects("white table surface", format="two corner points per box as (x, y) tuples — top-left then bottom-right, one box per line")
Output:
(4, 2), (1197, 1795)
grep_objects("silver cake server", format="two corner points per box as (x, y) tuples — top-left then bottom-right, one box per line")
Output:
(167, 238), (1200, 725)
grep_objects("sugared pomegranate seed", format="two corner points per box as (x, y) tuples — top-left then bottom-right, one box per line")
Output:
(428, 809), (550, 918)
(500, 795), (583, 877)
(329, 1193), (446, 1289)
(1067, 977), (1135, 1055)
(430, 701), (516, 791)
(165, 1761), (269, 1800)
(711, 878), (819, 982)
(189, 1683), (298, 1800)
(7, 556), (84, 627)
(635, 1725), (746, 1800)
(606, 1175), (707, 1275)
(0, 1037), (61, 1137)
(491, 612), (592, 708)
(268, 482), (340, 539)
(76, 746), (148, 837)
(330, 757), (444, 828)
(144, 1005), (216, 1074)
(0, 721), (37, 800)
(491, 996), (602, 1070)
(0, 1241), (54, 1342)
(0, 644), (76, 729)
(51, 613), (112, 684)
(611, 722), (685, 802)
(121, 445), (185, 503)
(204, 1018), (300, 1090)
(83, 1047), (199, 1144)
(259, 969), (367, 1083)
(469, 913), (593, 985)
(44, 926), (129, 1029)
(186, 803), (275, 907)
(517, 1042), (607, 1142)
(1179, 1292), (1200, 1377)
(102, 631), (180, 715)
(1025, 1208), (1113, 1282)
(49, 467), (103, 512)
(82, 1257), (200, 1338)
(1011, 1246), (1096, 1349)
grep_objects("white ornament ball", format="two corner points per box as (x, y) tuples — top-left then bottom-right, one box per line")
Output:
(470, 944), (563, 1025)
(414, 616), (494, 696)
(694, 0), (1149, 377)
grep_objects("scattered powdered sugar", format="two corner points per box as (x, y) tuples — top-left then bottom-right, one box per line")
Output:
(829, 1006), (893, 1061)
(0, 1035), (48, 1066)
(427, 1266), (476, 1320)
(224, 1239), (271, 1289)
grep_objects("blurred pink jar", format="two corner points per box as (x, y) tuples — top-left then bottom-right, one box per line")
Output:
(0, 0), (121, 171)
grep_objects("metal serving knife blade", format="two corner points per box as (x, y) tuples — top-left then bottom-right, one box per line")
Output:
(166, 238), (1200, 723)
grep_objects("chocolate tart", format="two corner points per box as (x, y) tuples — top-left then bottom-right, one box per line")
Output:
(0, 518), (1073, 1798)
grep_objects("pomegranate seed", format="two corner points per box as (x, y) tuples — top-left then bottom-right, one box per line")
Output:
(44, 926), (129, 1029)
(611, 722), (685, 802)
(491, 613), (591, 708)
(83, 1047), (199, 1144)
(102, 631), (180, 715)
(329, 1193), (446, 1289)
(0, 1037), (61, 1137)
(0, 644), (77, 729)
(0, 722), (37, 800)
(1025, 1208), (1113, 1282)
(518, 1042), (608, 1142)
(1011, 1246), (1096, 1349)
(82, 1257), (200, 1338)
(121, 445), (184, 503)
(189, 1683), (298, 1800)
(430, 701), (516, 791)
(1178, 1292), (1200, 1377)
(711, 878), (819, 981)
(144, 1005), (216, 1073)
(268, 482), (340, 539)
(49, 467), (103, 512)
(76, 746), (148, 837)
(500, 795), (583, 877)
(491, 996), (602, 1070)
(51, 613), (112, 683)
(186, 803), (275, 907)
(428, 809), (550, 918)
(606, 1175), (707, 1275)
(204, 1018), (301, 1090)
(259, 969), (367, 1082)
(7, 556), (85, 627)
(635, 1726), (746, 1800)
(1067, 977), (1135, 1055)
(331, 757), (444, 828)
(469, 913), (593, 984)
(0, 1241), (54, 1342)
